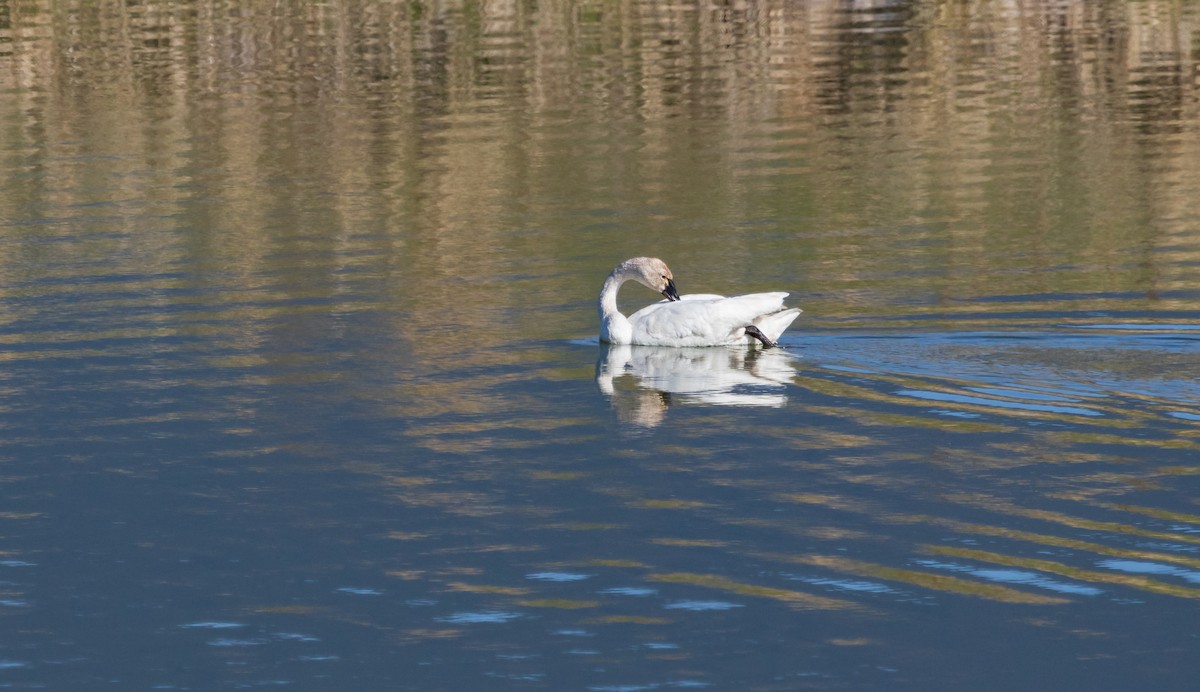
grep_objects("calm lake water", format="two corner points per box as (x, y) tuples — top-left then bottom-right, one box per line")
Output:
(2, 1), (1200, 689)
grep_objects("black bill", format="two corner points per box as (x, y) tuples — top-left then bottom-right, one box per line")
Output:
(662, 278), (680, 302)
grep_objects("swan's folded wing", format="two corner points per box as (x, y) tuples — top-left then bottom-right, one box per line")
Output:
(710, 292), (789, 318)
(629, 292), (793, 346)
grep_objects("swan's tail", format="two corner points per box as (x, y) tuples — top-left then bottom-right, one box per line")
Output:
(753, 307), (802, 343)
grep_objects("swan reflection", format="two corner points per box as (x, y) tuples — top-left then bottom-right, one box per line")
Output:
(596, 344), (798, 427)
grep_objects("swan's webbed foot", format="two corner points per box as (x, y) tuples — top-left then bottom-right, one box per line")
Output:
(744, 325), (776, 349)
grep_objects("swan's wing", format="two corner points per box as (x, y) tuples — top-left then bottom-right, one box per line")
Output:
(709, 292), (790, 318)
(627, 301), (716, 345)
(629, 292), (792, 346)
(753, 307), (803, 343)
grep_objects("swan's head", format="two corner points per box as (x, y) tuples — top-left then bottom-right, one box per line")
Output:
(619, 257), (680, 302)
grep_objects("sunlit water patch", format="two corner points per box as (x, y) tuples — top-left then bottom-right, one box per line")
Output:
(437, 611), (525, 625)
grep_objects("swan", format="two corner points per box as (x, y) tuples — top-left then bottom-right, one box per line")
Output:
(598, 257), (802, 348)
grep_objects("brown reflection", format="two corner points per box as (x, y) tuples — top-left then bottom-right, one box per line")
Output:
(647, 572), (857, 610)
(516, 598), (600, 609)
(780, 554), (1070, 605)
(944, 492), (1200, 547)
(1, 1), (1199, 359)
(765, 481), (1200, 603)
(904, 514), (1200, 571)
(925, 545), (1200, 600)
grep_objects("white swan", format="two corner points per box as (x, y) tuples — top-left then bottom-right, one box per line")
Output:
(598, 257), (802, 347)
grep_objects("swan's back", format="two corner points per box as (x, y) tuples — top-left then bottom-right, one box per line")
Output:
(628, 292), (798, 347)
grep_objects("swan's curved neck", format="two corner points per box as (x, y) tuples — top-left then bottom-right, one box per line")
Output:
(598, 269), (633, 344)
(598, 271), (626, 319)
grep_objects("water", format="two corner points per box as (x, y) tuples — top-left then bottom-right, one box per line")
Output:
(1, 1), (1199, 689)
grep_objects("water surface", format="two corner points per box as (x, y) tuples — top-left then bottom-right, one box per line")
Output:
(1, 1), (1199, 689)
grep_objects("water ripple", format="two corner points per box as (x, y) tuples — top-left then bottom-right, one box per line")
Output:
(895, 389), (1103, 417)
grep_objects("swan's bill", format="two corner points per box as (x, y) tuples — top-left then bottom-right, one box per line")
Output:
(661, 278), (680, 302)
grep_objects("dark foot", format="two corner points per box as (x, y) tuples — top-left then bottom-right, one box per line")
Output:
(744, 325), (776, 348)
